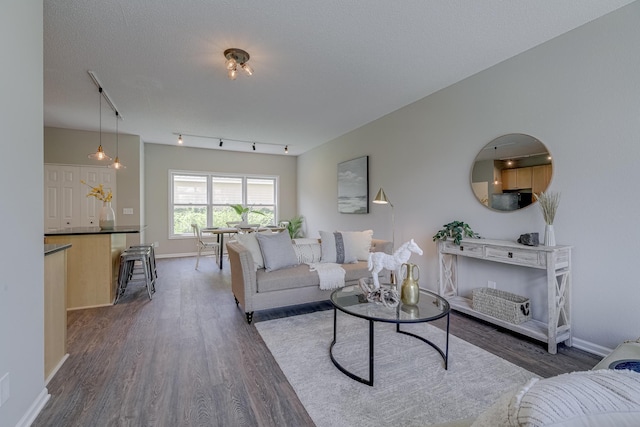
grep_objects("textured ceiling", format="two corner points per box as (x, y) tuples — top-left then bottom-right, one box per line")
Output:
(43, 0), (635, 156)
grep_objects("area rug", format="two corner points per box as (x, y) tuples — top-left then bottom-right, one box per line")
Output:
(255, 310), (538, 427)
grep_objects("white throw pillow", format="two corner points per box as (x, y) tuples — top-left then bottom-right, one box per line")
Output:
(319, 231), (358, 264)
(338, 229), (373, 261)
(255, 231), (299, 272)
(506, 370), (640, 427)
(236, 231), (271, 270)
(293, 242), (322, 264)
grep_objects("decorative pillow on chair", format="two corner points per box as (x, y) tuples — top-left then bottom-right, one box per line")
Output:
(320, 230), (372, 263)
(255, 231), (299, 272)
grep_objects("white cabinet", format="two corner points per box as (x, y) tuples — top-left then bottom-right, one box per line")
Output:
(438, 238), (572, 354)
(44, 164), (116, 231)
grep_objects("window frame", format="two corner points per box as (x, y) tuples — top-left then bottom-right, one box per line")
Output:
(169, 169), (279, 239)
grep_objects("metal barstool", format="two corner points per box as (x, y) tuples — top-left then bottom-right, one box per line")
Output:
(114, 246), (156, 304)
(128, 243), (158, 280)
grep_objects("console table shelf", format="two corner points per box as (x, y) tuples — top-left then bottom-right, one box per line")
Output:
(438, 238), (572, 354)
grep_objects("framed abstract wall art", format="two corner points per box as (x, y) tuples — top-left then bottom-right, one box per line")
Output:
(337, 155), (369, 214)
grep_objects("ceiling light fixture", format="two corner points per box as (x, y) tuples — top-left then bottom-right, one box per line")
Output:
(224, 48), (253, 80)
(178, 134), (183, 144)
(88, 87), (112, 161)
(109, 111), (126, 169)
(172, 132), (290, 153)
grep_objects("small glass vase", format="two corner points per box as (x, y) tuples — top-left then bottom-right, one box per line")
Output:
(99, 201), (115, 230)
(544, 224), (556, 246)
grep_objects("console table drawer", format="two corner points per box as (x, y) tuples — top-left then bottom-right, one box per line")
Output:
(442, 241), (484, 258)
(485, 247), (545, 267)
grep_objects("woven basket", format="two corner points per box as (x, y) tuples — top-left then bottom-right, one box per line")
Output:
(472, 288), (531, 324)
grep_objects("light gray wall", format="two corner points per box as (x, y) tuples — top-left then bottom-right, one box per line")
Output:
(144, 144), (297, 256)
(44, 127), (144, 246)
(298, 2), (640, 353)
(0, 1), (45, 426)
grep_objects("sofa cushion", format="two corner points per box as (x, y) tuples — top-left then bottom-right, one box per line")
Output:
(293, 241), (322, 264)
(320, 231), (358, 263)
(255, 231), (299, 272)
(471, 370), (640, 427)
(256, 261), (374, 293)
(338, 229), (373, 261)
(236, 230), (271, 270)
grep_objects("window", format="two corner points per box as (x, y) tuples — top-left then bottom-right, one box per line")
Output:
(170, 171), (277, 237)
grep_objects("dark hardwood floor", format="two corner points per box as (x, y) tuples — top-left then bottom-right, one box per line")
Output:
(34, 256), (600, 426)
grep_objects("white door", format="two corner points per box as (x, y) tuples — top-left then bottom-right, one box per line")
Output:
(80, 167), (116, 227)
(44, 164), (80, 231)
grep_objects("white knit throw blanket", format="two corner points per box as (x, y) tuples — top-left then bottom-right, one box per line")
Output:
(308, 262), (346, 290)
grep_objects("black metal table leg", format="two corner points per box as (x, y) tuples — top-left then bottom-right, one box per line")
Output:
(330, 310), (376, 386)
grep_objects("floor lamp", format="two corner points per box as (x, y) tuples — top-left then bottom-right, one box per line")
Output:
(373, 187), (396, 285)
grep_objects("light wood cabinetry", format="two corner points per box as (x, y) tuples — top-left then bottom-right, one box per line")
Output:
(532, 164), (552, 194)
(438, 238), (572, 354)
(44, 246), (70, 383)
(44, 164), (116, 231)
(502, 167), (532, 190)
(45, 233), (126, 310)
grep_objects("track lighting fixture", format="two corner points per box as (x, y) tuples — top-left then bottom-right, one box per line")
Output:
(172, 132), (289, 154)
(88, 87), (112, 161)
(109, 111), (126, 169)
(224, 48), (253, 80)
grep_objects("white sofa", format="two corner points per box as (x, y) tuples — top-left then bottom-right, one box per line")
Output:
(434, 340), (640, 426)
(227, 230), (392, 324)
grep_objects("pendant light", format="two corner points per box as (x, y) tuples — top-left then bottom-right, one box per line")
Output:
(109, 111), (125, 169)
(88, 87), (112, 160)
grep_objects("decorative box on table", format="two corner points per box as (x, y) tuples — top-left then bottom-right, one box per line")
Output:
(472, 288), (531, 325)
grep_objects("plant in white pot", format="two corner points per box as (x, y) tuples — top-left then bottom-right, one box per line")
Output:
(534, 191), (560, 246)
(230, 204), (265, 225)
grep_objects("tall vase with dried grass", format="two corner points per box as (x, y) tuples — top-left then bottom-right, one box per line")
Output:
(535, 191), (560, 246)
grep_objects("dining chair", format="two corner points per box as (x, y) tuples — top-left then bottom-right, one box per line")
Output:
(191, 223), (220, 270)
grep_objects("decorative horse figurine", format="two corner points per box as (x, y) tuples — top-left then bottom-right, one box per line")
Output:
(368, 239), (423, 289)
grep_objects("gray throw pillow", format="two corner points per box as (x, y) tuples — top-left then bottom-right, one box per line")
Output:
(255, 231), (299, 272)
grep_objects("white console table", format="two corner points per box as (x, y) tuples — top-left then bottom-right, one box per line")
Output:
(437, 238), (572, 354)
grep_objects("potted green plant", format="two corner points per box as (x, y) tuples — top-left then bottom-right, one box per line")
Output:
(283, 215), (304, 239)
(432, 220), (481, 245)
(230, 204), (265, 224)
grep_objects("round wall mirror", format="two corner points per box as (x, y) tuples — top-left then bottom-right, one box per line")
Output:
(470, 134), (552, 211)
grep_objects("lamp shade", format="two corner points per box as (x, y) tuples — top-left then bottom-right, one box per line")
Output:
(373, 188), (390, 204)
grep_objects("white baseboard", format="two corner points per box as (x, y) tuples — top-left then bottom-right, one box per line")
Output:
(156, 252), (226, 260)
(16, 387), (49, 427)
(45, 354), (69, 386)
(572, 337), (613, 358)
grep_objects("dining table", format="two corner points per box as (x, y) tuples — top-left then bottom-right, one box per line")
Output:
(202, 226), (286, 269)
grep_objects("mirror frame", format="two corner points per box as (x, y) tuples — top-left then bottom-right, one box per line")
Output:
(470, 133), (552, 212)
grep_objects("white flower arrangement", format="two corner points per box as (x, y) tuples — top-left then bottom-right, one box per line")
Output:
(534, 191), (560, 225)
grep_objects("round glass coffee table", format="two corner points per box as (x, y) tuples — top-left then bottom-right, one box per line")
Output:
(330, 285), (450, 386)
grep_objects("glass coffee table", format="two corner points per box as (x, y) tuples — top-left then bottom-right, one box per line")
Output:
(330, 285), (450, 386)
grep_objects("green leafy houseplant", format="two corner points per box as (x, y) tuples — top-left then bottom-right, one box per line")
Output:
(284, 215), (304, 239)
(432, 220), (481, 245)
(230, 204), (265, 222)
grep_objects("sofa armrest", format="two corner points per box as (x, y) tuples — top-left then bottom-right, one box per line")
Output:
(227, 241), (258, 313)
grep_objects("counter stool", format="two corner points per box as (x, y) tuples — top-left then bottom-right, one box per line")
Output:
(128, 244), (158, 280)
(114, 246), (156, 304)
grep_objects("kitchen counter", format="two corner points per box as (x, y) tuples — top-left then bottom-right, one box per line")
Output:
(44, 225), (144, 236)
(44, 243), (71, 383)
(44, 226), (144, 310)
